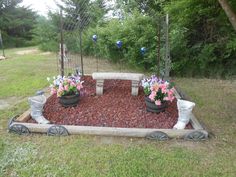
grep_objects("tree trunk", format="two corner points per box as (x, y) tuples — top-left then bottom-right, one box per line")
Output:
(218, 0), (236, 31)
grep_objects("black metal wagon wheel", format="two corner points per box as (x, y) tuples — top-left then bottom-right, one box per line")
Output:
(146, 131), (169, 141)
(8, 115), (18, 129)
(9, 124), (30, 135)
(47, 125), (69, 136)
(184, 131), (207, 141)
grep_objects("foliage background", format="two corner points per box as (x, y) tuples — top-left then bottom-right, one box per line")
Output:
(1, 0), (236, 78)
(0, 0), (37, 47)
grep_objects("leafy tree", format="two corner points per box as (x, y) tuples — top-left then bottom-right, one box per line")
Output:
(32, 16), (59, 51)
(59, 0), (108, 31)
(218, 0), (236, 31)
(0, 0), (37, 47)
(166, 0), (236, 77)
(33, 0), (236, 77)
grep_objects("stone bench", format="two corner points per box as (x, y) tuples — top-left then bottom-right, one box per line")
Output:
(92, 72), (144, 96)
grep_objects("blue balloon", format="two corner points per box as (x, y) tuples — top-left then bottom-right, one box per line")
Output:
(140, 47), (146, 55)
(116, 40), (122, 48)
(92, 35), (97, 42)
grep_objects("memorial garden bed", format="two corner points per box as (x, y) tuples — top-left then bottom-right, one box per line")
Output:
(8, 76), (208, 140)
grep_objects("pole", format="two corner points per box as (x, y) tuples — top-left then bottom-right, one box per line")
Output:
(77, 4), (84, 76)
(94, 41), (98, 72)
(157, 18), (161, 77)
(164, 14), (170, 80)
(60, 8), (64, 77)
(0, 30), (5, 57)
(119, 49), (121, 72)
(79, 28), (84, 76)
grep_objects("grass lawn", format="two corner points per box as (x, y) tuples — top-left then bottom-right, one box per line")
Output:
(0, 47), (236, 177)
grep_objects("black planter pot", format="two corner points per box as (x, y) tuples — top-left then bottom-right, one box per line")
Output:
(59, 94), (79, 107)
(145, 96), (167, 113)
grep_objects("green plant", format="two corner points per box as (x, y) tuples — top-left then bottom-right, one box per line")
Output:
(48, 75), (84, 97)
(141, 75), (175, 105)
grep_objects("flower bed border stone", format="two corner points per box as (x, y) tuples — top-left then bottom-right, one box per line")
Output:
(8, 87), (208, 141)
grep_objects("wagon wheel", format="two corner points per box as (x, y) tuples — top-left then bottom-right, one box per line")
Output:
(8, 115), (18, 129)
(146, 131), (169, 141)
(184, 131), (207, 141)
(9, 124), (30, 135)
(47, 125), (69, 136)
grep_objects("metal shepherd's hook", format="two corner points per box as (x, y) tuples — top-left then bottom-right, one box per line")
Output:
(116, 40), (123, 72)
(92, 34), (98, 72)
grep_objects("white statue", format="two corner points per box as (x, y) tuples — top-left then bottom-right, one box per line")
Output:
(173, 99), (195, 130)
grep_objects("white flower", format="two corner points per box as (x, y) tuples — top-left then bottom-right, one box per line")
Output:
(57, 75), (62, 79)
(47, 77), (50, 81)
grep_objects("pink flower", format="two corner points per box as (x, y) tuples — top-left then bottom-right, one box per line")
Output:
(159, 83), (166, 89)
(76, 83), (83, 91)
(161, 87), (167, 94)
(149, 91), (156, 101)
(71, 82), (76, 87)
(58, 86), (64, 93)
(168, 95), (175, 102)
(169, 89), (174, 95)
(167, 92), (174, 102)
(50, 88), (57, 95)
(59, 84), (64, 90)
(64, 85), (69, 91)
(151, 83), (159, 92)
(163, 96), (169, 101)
(48, 75), (84, 97)
(155, 100), (161, 106)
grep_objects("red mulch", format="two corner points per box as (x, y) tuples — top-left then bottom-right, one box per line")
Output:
(27, 76), (192, 129)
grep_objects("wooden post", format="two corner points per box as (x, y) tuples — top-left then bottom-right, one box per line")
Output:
(60, 9), (64, 77)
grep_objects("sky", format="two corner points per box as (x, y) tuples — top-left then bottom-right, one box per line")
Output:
(19, 0), (61, 16)
(19, 0), (115, 17)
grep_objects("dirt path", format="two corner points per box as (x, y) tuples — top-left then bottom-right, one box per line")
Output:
(0, 97), (26, 110)
(15, 48), (38, 55)
(0, 48), (52, 110)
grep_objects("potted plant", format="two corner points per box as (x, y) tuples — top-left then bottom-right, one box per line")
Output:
(48, 75), (84, 107)
(141, 75), (175, 113)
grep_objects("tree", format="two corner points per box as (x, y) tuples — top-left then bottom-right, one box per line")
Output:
(0, 0), (22, 10)
(114, 0), (169, 16)
(59, 0), (108, 31)
(0, 0), (37, 47)
(32, 16), (59, 51)
(166, 0), (236, 77)
(218, 0), (236, 31)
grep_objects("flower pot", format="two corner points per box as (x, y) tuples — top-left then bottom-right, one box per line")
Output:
(59, 94), (79, 107)
(145, 97), (167, 113)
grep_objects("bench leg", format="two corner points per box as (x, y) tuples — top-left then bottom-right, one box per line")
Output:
(131, 81), (139, 96)
(96, 80), (104, 95)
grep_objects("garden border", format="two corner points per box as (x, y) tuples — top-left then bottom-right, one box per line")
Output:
(8, 86), (208, 141)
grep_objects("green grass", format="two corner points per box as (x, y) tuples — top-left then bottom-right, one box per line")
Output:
(0, 47), (236, 177)
(0, 47), (57, 98)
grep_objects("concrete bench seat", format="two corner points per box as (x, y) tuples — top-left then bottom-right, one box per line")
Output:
(92, 72), (144, 96)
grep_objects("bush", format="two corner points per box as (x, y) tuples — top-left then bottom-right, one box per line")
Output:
(81, 11), (162, 71)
